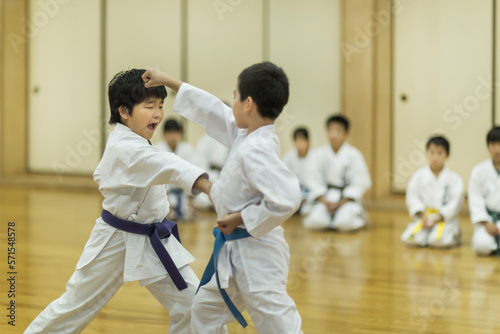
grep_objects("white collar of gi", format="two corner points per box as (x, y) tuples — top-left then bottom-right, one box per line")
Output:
(114, 122), (133, 133)
(113, 122), (152, 145)
(245, 124), (275, 137)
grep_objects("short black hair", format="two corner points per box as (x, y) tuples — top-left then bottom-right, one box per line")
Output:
(293, 127), (309, 140)
(237, 62), (289, 120)
(326, 114), (349, 131)
(426, 135), (450, 155)
(163, 118), (183, 133)
(108, 69), (167, 124)
(487, 126), (500, 144)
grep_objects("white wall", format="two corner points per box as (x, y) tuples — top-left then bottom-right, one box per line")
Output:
(105, 0), (182, 144)
(28, 0), (102, 176)
(269, 0), (342, 154)
(185, 0), (264, 146)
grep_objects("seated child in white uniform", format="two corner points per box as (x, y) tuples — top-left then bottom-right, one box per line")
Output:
(283, 127), (313, 214)
(469, 126), (500, 256)
(401, 136), (464, 248)
(304, 114), (371, 231)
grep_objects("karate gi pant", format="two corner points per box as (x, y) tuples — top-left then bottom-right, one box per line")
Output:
(472, 222), (500, 256)
(192, 246), (303, 334)
(401, 220), (460, 248)
(304, 201), (366, 231)
(24, 230), (199, 334)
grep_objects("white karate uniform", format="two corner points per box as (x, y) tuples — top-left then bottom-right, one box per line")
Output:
(154, 140), (202, 219)
(194, 134), (230, 209)
(197, 133), (229, 179)
(173, 83), (303, 334)
(25, 123), (206, 334)
(304, 143), (371, 231)
(400, 166), (464, 248)
(468, 159), (500, 255)
(283, 148), (313, 214)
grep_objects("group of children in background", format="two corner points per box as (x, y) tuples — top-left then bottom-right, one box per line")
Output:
(282, 118), (500, 257)
(160, 108), (500, 258)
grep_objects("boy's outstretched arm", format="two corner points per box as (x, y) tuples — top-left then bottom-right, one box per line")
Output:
(142, 68), (182, 92)
(193, 175), (213, 196)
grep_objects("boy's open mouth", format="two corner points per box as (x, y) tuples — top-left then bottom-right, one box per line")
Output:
(148, 123), (158, 131)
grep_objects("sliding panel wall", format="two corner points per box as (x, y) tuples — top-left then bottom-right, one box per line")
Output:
(27, 0), (342, 176)
(106, 0), (182, 145)
(28, 0), (102, 175)
(392, 0), (492, 192)
(269, 0), (342, 153)
(186, 0), (264, 145)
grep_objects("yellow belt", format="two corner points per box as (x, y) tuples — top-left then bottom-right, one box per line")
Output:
(408, 208), (444, 241)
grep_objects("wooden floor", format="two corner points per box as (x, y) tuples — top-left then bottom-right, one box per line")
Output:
(1, 186), (500, 334)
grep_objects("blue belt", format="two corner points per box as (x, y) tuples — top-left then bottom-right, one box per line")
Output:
(100, 210), (187, 290)
(198, 227), (251, 328)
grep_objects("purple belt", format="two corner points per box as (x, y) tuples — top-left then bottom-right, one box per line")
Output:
(101, 210), (187, 290)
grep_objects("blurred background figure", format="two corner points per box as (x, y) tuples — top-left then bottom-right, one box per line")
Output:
(155, 118), (204, 221)
(283, 127), (313, 215)
(401, 136), (464, 248)
(193, 132), (230, 210)
(304, 115), (371, 232)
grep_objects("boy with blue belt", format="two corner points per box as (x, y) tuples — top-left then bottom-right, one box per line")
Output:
(143, 62), (303, 333)
(25, 69), (212, 334)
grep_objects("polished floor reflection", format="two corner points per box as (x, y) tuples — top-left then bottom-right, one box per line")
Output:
(1, 186), (499, 333)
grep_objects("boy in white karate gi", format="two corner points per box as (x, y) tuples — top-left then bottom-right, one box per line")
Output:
(304, 115), (371, 231)
(25, 69), (212, 334)
(283, 127), (313, 214)
(142, 62), (303, 333)
(154, 118), (203, 220)
(469, 127), (500, 256)
(401, 136), (464, 248)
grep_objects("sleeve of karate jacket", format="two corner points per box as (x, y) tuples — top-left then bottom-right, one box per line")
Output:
(406, 170), (426, 218)
(103, 144), (208, 195)
(468, 165), (492, 224)
(342, 149), (372, 202)
(439, 172), (464, 221)
(240, 146), (302, 239)
(173, 83), (238, 148)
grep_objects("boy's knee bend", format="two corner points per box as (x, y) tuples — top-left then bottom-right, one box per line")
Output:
(401, 237), (425, 247)
(333, 217), (365, 232)
(473, 237), (496, 255)
(473, 239), (495, 256)
(472, 232), (496, 255)
(428, 240), (456, 249)
(475, 247), (495, 256)
(303, 216), (329, 230)
(428, 234), (460, 249)
(304, 208), (330, 229)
